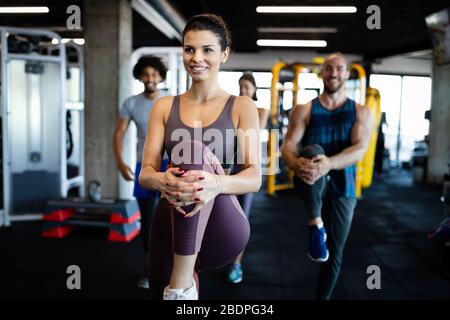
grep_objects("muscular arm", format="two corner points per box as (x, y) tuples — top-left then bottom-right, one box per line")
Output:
(220, 96), (262, 194)
(281, 103), (310, 171)
(328, 104), (374, 170)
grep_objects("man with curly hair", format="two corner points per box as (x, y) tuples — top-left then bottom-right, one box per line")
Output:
(113, 55), (168, 289)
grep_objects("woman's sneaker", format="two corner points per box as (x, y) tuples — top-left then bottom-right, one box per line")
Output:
(228, 263), (243, 284)
(163, 280), (198, 300)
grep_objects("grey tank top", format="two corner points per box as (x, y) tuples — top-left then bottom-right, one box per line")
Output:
(164, 95), (237, 169)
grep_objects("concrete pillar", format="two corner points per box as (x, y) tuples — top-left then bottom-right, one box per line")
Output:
(427, 62), (450, 185)
(84, 0), (132, 197)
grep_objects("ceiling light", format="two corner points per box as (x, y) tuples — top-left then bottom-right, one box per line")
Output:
(257, 39), (327, 47)
(257, 27), (338, 33)
(62, 38), (85, 45)
(256, 6), (357, 14)
(0, 7), (49, 13)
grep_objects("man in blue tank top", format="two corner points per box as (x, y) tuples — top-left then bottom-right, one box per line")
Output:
(282, 53), (373, 299)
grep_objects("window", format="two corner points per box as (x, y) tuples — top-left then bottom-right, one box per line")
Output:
(399, 76), (432, 162)
(218, 71), (243, 96)
(297, 72), (322, 104)
(369, 74), (432, 164)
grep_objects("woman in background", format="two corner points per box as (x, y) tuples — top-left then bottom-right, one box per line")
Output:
(228, 72), (269, 284)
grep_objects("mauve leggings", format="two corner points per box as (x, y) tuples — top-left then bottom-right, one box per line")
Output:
(148, 140), (250, 299)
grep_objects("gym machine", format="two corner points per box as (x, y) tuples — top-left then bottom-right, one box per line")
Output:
(266, 61), (303, 195)
(0, 27), (85, 227)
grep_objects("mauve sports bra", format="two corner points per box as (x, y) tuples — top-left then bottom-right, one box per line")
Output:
(164, 95), (237, 169)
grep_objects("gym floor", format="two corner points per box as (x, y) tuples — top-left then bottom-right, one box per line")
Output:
(1, 169), (449, 300)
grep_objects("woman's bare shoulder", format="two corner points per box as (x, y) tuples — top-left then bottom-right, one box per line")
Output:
(153, 95), (175, 115)
(155, 95), (174, 107)
(233, 95), (256, 111)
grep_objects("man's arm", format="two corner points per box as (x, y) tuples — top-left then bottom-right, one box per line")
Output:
(113, 118), (134, 181)
(281, 103), (310, 173)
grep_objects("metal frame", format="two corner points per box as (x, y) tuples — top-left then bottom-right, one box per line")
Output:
(267, 61), (303, 196)
(352, 64), (367, 198)
(0, 26), (84, 227)
(1, 28), (8, 226)
(64, 41), (85, 198)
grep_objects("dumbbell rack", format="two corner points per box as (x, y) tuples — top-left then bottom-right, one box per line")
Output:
(42, 198), (141, 242)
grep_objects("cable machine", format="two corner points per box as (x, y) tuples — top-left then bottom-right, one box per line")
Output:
(0, 27), (84, 227)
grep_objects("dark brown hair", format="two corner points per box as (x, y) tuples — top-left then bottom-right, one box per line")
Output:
(182, 13), (232, 51)
(239, 72), (257, 101)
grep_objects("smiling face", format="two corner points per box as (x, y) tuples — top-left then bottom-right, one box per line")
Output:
(239, 79), (256, 99)
(183, 29), (229, 82)
(140, 66), (162, 94)
(320, 55), (350, 94)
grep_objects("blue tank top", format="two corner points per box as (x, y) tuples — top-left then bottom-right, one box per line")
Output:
(301, 97), (357, 198)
